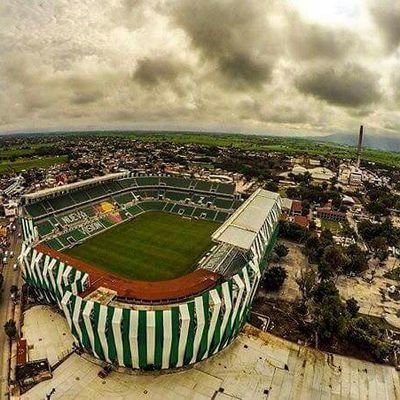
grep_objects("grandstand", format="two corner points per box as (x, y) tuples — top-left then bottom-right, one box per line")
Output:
(19, 174), (282, 371)
(20, 173), (242, 249)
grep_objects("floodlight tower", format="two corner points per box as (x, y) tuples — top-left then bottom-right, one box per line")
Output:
(356, 125), (364, 168)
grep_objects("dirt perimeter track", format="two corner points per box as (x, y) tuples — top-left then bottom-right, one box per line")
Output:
(36, 243), (221, 302)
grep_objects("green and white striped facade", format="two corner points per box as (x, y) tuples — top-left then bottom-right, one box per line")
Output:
(19, 189), (281, 370)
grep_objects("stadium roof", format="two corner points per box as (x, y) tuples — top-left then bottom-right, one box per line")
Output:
(22, 172), (127, 201)
(212, 189), (280, 250)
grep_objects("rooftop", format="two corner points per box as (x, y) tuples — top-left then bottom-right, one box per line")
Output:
(22, 172), (126, 201)
(212, 189), (281, 250)
(22, 306), (400, 400)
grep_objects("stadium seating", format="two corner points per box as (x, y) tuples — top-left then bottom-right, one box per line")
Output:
(36, 220), (55, 237)
(114, 193), (135, 205)
(232, 200), (243, 209)
(144, 190), (159, 199)
(118, 178), (137, 189)
(26, 202), (48, 218)
(191, 208), (217, 220)
(126, 205), (143, 216)
(69, 229), (86, 242)
(199, 195), (215, 206)
(216, 183), (235, 195)
(135, 176), (160, 186)
(55, 209), (90, 226)
(194, 180), (213, 192)
(100, 217), (114, 228)
(30, 176), (238, 251)
(214, 197), (234, 209)
(177, 205), (195, 217)
(48, 194), (75, 211)
(45, 238), (63, 251)
(139, 201), (166, 211)
(57, 234), (73, 248)
(165, 191), (188, 202)
(101, 182), (121, 193)
(160, 176), (191, 189)
(86, 185), (106, 199)
(215, 211), (229, 222)
(120, 210), (131, 220)
(163, 202), (175, 212)
(80, 205), (96, 217)
(70, 190), (90, 204)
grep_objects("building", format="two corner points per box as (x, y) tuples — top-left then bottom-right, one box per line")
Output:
(308, 167), (335, 182)
(291, 200), (302, 216)
(316, 207), (347, 222)
(349, 166), (363, 186)
(281, 198), (293, 216)
(18, 175), (281, 370)
(1, 176), (25, 197)
(291, 165), (308, 176)
(293, 215), (309, 228)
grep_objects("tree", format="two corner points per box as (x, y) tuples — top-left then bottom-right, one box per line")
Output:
(319, 245), (349, 280)
(347, 317), (393, 362)
(311, 281), (348, 343)
(0, 274), (3, 291)
(341, 222), (358, 240)
(275, 244), (289, 259)
(305, 232), (321, 263)
(313, 281), (339, 303)
(263, 266), (287, 291)
(358, 219), (400, 248)
(312, 295), (348, 342)
(264, 180), (279, 192)
(301, 200), (311, 216)
(10, 285), (18, 296)
(279, 221), (308, 243)
(295, 268), (317, 303)
(344, 244), (368, 275)
(346, 298), (360, 318)
(320, 229), (334, 247)
(308, 220), (317, 230)
(4, 319), (17, 339)
(370, 236), (389, 262)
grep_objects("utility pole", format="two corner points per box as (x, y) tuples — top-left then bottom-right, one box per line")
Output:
(45, 387), (56, 399)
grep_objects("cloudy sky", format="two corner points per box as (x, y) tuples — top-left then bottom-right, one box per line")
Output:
(0, 0), (399, 137)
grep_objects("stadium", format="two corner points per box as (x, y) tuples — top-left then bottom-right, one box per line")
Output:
(18, 173), (282, 370)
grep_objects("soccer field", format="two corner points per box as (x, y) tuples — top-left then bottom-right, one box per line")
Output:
(64, 211), (220, 281)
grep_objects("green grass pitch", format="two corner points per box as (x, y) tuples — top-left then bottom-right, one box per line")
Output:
(64, 211), (221, 281)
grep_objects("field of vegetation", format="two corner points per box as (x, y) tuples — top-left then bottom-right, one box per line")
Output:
(65, 211), (220, 281)
(0, 142), (67, 173)
(0, 155), (67, 174)
(89, 131), (400, 168)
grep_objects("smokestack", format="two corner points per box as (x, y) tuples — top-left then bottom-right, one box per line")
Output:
(356, 125), (363, 168)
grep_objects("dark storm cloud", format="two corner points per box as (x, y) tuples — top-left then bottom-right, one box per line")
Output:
(0, 0), (398, 135)
(170, 0), (280, 87)
(133, 56), (189, 87)
(296, 63), (381, 107)
(71, 91), (103, 105)
(287, 14), (359, 60)
(369, 1), (400, 52)
(391, 70), (400, 104)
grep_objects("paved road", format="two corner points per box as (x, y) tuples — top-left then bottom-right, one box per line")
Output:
(0, 229), (21, 399)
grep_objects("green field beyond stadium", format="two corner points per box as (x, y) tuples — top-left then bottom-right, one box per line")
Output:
(64, 211), (220, 281)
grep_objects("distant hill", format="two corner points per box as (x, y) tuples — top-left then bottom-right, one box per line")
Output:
(310, 133), (400, 152)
